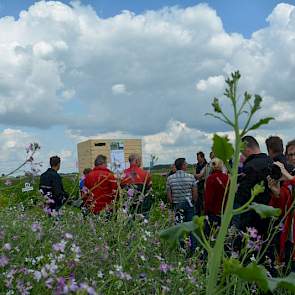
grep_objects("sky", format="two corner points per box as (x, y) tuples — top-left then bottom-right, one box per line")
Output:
(0, 0), (295, 174)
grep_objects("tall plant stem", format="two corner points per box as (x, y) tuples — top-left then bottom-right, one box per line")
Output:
(206, 92), (241, 295)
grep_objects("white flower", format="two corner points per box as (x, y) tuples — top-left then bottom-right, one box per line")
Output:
(65, 233), (73, 240)
(34, 271), (42, 282)
(97, 271), (104, 278)
(3, 243), (11, 251)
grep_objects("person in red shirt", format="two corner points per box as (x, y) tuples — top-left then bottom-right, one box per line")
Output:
(121, 153), (152, 214)
(268, 161), (295, 268)
(122, 153), (152, 189)
(204, 158), (229, 222)
(84, 154), (117, 214)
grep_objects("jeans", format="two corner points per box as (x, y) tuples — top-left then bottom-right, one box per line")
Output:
(174, 200), (197, 252)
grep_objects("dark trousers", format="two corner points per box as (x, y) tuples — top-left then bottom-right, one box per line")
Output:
(195, 182), (205, 216)
(174, 201), (197, 252)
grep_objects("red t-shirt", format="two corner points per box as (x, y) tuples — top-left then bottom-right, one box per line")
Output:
(84, 166), (117, 214)
(121, 164), (151, 187)
(204, 170), (229, 216)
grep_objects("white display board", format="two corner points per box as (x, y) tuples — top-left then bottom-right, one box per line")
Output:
(110, 141), (125, 173)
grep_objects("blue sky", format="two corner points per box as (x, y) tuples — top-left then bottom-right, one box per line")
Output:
(1, 0), (295, 37)
(0, 0), (295, 174)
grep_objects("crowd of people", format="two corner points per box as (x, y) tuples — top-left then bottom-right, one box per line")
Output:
(38, 135), (295, 269)
(166, 136), (295, 266)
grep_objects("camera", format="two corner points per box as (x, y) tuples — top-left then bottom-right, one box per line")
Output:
(267, 164), (282, 180)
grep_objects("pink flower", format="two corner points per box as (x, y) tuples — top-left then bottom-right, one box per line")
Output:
(159, 263), (172, 273)
(247, 227), (258, 239)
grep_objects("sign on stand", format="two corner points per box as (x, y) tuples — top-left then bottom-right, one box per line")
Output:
(110, 141), (125, 173)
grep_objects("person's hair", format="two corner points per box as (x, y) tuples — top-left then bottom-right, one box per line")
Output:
(175, 158), (186, 170)
(94, 154), (107, 166)
(83, 168), (91, 175)
(197, 151), (205, 159)
(129, 153), (140, 163)
(265, 136), (284, 154)
(211, 158), (224, 171)
(242, 135), (260, 149)
(286, 139), (295, 155)
(50, 156), (60, 168)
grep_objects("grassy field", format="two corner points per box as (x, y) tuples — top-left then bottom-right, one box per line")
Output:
(0, 173), (293, 294)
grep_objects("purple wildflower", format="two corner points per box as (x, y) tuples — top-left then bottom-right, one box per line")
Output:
(159, 263), (172, 273)
(127, 188), (134, 197)
(247, 227), (258, 239)
(0, 255), (9, 267)
(53, 240), (67, 252)
(31, 222), (42, 233)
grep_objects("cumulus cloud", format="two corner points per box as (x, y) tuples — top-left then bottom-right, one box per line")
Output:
(1, 1), (295, 168)
(0, 128), (36, 174)
(0, 1), (294, 134)
(196, 75), (225, 92)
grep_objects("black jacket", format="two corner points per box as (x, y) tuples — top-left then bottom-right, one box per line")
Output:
(39, 168), (68, 209)
(234, 153), (273, 234)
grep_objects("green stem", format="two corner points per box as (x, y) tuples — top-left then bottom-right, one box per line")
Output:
(206, 88), (241, 294)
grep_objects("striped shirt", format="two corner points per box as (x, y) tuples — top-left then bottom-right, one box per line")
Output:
(166, 170), (197, 203)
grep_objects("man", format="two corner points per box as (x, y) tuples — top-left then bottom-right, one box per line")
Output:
(39, 156), (69, 211)
(286, 139), (295, 170)
(194, 151), (207, 215)
(122, 154), (152, 189)
(167, 158), (198, 251)
(234, 136), (273, 235)
(266, 136), (292, 171)
(84, 155), (117, 214)
(121, 153), (152, 214)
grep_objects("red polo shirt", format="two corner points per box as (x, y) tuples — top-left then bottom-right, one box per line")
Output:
(121, 164), (151, 188)
(84, 166), (117, 214)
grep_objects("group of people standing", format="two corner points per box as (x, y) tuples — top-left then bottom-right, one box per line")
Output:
(38, 135), (295, 267)
(166, 136), (295, 266)
(39, 153), (152, 215)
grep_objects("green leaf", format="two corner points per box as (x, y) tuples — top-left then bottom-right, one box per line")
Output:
(224, 259), (295, 293)
(247, 117), (274, 132)
(159, 216), (205, 250)
(268, 272), (295, 293)
(251, 182), (265, 198)
(224, 260), (269, 291)
(249, 202), (281, 219)
(212, 134), (234, 163)
(212, 98), (222, 113)
(159, 221), (197, 250)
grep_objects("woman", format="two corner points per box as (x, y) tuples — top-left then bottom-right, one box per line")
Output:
(204, 158), (229, 223)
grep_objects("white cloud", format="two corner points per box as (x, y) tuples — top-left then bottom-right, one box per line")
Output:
(1, 2), (295, 169)
(0, 128), (36, 174)
(112, 84), (127, 95)
(196, 75), (225, 92)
